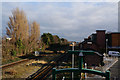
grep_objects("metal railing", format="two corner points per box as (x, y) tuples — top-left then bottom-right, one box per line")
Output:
(52, 50), (110, 80)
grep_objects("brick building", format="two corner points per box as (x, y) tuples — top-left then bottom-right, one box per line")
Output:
(80, 30), (120, 53)
(80, 30), (106, 53)
(106, 32), (120, 51)
(83, 52), (103, 67)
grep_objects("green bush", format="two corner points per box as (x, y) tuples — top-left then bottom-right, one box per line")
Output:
(16, 39), (24, 49)
(11, 50), (17, 56)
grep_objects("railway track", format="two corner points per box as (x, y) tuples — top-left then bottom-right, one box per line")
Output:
(1, 53), (69, 79)
(1, 55), (44, 70)
(1, 59), (31, 69)
(29, 65), (53, 80)
(28, 53), (69, 80)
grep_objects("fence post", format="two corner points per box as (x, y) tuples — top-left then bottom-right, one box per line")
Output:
(52, 68), (56, 80)
(105, 71), (110, 80)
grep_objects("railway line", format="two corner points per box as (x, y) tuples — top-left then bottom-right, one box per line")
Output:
(29, 65), (53, 80)
(28, 53), (70, 80)
(1, 53), (56, 70)
(0, 59), (30, 69)
(1, 52), (70, 79)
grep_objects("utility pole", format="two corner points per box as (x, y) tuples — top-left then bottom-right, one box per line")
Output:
(72, 42), (74, 80)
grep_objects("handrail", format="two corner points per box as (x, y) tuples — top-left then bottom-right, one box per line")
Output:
(52, 50), (110, 80)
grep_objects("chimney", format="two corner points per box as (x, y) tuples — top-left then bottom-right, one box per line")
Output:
(96, 30), (106, 49)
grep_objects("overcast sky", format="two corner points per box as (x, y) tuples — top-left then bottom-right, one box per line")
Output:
(2, 2), (118, 41)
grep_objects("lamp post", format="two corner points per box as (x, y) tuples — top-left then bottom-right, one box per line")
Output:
(72, 42), (74, 80)
(106, 39), (108, 55)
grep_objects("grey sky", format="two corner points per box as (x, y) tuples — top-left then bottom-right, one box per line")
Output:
(2, 2), (118, 41)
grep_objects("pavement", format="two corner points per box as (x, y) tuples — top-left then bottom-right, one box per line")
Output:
(102, 56), (118, 72)
(109, 57), (120, 80)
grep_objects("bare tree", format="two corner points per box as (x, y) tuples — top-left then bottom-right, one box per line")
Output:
(6, 8), (29, 55)
(6, 8), (29, 42)
(29, 21), (40, 51)
(5, 8), (41, 56)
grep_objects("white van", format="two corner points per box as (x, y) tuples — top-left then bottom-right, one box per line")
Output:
(108, 51), (120, 57)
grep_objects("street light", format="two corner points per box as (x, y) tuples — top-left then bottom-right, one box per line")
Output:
(106, 39), (108, 55)
(72, 42), (74, 80)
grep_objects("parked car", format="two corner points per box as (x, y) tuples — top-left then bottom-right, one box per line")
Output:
(108, 51), (120, 57)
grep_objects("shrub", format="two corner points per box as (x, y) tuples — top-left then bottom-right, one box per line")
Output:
(11, 50), (17, 56)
